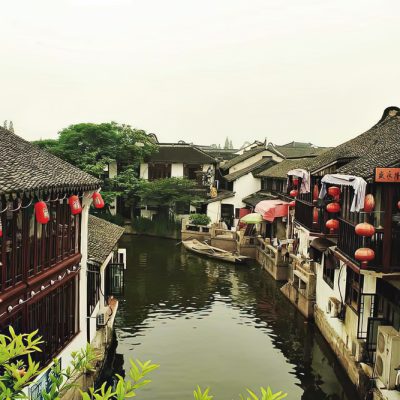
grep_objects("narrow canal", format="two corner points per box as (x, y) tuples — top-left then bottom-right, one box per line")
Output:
(110, 236), (360, 400)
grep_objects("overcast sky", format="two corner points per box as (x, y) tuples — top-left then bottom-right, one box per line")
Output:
(1, 0), (399, 147)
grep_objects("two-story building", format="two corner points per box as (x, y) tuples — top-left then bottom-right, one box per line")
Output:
(206, 143), (284, 226)
(284, 107), (400, 399)
(139, 142), (217, 218)
(0, 126), (125, 394)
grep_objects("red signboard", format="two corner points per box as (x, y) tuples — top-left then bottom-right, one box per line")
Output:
(375, 168), (400, 183)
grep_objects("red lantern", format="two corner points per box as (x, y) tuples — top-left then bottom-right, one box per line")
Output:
(355, 222), (375, 237)
(326, 202), (341, 213)
(398, 200), (400, 210)
(35, 201), (50, 224)
(68, 195), (82, 215)
(292, 177), (299, 186)
(289, 200), (296, 207)
(290, 189), (298, 198)
(326, 219), (339, 232)
(355, 247), (375, 267)
(92, 192), (105, 209)
(313, 184), (319, 201)
(364, 194), (375, 213)
(328, 186), (340, 197)
(313, 207), (319, 224)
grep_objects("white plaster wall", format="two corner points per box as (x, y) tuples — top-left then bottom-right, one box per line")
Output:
(207, 201), (222, 223)
(171, 163), (184, 177)
(108, 161), (118, 179)
(88, 252), (114, 344)
(139, 163), (149, 180)
(233, 174), (261, 208)
(315, 257), (348, 340)
(140, 209), (157, 219)
(228, 150), (283, 174)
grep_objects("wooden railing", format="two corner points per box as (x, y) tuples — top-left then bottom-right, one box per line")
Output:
(294, 199), (331, 235)
(337, 218), (385, 270)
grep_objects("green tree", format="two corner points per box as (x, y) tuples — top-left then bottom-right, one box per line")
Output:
(33, 122), (158, 213)
(138, 177), (199, 216)
(34, 122), (157, 175)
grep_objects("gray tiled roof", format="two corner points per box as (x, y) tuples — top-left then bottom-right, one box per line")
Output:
(242, 191), (277, 207)
(0, 127), (101, 195)
(88, 215), (125, 264)
(275, 144), (330, 159)
(310, 107), (400, 178)
(204, 190), (235, 204)
(220, 146), (273, 171)
(223, 157), (275, 182)
(148, 143), (216, 164)
(256, 158), (316, 179)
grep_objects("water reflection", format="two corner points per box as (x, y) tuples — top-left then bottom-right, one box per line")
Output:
(111, 236), (359, 400)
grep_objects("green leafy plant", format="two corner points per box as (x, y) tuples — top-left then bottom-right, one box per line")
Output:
(189, 213), (211, 226)
(0, 328), (287, 400)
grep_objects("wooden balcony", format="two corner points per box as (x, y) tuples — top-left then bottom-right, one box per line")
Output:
(336, 217), (400, 273)
(294, 199), (332, 236)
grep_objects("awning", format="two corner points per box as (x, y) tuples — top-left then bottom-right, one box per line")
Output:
(254, 200), (290, 222)
(310, 237), (336, 252)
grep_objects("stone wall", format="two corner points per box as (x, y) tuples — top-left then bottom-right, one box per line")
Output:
(314, 306), (370, 399)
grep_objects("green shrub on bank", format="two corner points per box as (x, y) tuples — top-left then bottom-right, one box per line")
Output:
(189, 214), (211, 226)
(0, 328), (287, 400)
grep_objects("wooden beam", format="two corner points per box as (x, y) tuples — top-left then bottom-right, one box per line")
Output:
(382, 185), (394, 273)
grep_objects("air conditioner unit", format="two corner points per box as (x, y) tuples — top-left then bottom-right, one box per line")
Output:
(375, 326), (400, 389)
(327, 297), (342, 318)
(96, 311), (107, 327)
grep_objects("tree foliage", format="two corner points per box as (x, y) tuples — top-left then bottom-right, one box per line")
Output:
(33, 122), (158, 211)
(137, 177), (199, 207)
(34, 122), (157, 175)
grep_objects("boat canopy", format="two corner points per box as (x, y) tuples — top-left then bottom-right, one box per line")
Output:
(254, 200), (290, 222)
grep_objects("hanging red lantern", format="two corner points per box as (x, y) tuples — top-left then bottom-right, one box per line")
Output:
(326, 202), (341, 213)
(68, 195), (82, 215)
(313, 184), (319, 201)
(355, 222), (375, 237)
(398, 200), (400, 210)
(92, 192), (105, 209)
(313, 207), (319, 224)
(290, 189), (298, 198)
(328, 186), (340, 197)
(292, 177), (299, 186)
(35, 201), (50, 224)
(364, 194), (375, 213)
(289, 200), (296, 207)
(326, 219), (339, 232)
(355, 248), (375, 267)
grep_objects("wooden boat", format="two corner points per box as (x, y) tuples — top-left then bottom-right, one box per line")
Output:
(182, 239), (249, 264)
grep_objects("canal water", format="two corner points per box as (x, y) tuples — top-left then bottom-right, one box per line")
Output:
(111, 236), (360, 400)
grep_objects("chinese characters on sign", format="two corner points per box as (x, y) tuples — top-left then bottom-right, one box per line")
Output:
(375, 168), (400, 183)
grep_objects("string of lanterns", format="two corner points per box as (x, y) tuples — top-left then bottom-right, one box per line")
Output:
(325, 186), (340, 233)
(289, 176), (299, 198)
(354, 193), (376, 268)
(0, 192), (105, 233)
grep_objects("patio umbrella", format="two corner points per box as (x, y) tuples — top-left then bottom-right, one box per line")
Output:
(240, 213), (263, 224)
